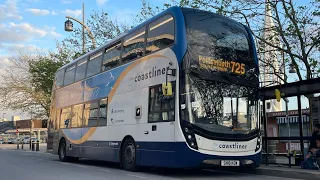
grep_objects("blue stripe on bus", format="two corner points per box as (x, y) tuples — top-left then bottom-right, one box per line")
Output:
(136, 141), (261, 168)
(172, 8), (187, 63)
(67, 139), (261, 168)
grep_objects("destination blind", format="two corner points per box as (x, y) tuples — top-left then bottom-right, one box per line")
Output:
(198, 55), (246, 75)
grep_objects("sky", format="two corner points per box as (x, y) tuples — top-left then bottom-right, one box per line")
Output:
(0, 0), (171, 120)
(0, 0), (315, 120)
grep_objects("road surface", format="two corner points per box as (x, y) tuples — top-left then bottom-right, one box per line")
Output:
(0, 148), (302, 180)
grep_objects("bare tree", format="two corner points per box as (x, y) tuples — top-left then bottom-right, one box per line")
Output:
(0, 42), (73, 118)
(138, 0), (320, 84)
(63, 9), (131, 53)
(0, 53), (47, 118)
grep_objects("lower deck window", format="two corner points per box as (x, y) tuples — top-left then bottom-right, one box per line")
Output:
(148, 82), (175, 122)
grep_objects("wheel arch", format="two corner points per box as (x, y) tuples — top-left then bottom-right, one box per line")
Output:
(58, 137), (66, 155)
(119, 135), (135, 164)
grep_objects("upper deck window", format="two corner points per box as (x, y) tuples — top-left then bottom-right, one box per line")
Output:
(75, 58), (87, 82)
(181, 8), (257, 83)
(86, 51), (102, 78)
(103, 42), (121, 71)
(182, 8), (251, 64)
(122, 27), (146, 64)
(147, 15), (175, 54)
(63, 65), (76, 86)
(55, 69), (65, 88)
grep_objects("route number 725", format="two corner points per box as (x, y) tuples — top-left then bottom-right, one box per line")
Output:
(230, 62), (245, 75)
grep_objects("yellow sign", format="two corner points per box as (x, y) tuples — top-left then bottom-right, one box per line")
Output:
(198, 55), (245, 75)
(275, 89), (281, 102)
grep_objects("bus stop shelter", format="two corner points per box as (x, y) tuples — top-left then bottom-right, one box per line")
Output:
(259, 77), (320, 166)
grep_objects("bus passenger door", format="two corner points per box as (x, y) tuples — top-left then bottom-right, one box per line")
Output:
(140, 83), (176, 167)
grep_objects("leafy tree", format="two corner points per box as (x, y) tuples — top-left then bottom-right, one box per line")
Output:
(138, 0), (320, 84)
(0, 9), (134, 118)
(0, 42), (72, 118)
(63, 9), (131, 53)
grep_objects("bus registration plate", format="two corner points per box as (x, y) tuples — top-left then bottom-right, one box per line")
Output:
(221, 160), (240, 166)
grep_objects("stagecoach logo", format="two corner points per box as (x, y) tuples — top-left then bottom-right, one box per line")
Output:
(108, 142), (119, 147)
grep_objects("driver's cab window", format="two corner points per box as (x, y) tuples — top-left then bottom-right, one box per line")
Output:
(148, 82), (175, 123)
(180, 81), (205, 121)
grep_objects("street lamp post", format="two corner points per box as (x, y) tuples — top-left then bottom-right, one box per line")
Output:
(280, 49), (296, 160)
(64, 3), (96, 52)
(1, 113), (6, 133)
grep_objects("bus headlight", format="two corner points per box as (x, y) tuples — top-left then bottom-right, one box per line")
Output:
(255, 133), (261, 152)
(181, 121), (198, 150)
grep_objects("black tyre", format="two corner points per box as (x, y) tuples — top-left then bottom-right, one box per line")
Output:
(121, 138), (139, 171)
(58, 139), (71, 162)
(72, 157), (80, 161)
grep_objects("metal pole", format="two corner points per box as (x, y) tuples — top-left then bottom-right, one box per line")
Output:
(2, 113), (6, 134)
(285, 98), (290, 138)
(30, 117), (32, 150)
(82, 2), (85, 53)
(297, 95), (304, 159)
(65, 16), (96, 48)
(263, 99), (268, 165)
(1, 113), (3, 133)
(284, 97), (291, 167)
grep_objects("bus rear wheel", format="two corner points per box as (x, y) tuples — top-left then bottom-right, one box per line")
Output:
(121, 138), (138, 171)
(58, 139), (78, 162)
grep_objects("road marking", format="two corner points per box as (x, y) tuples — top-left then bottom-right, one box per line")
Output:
(74, 164), (88, 168)
(60, 162), (71, 165)
(97, 168), (111, 173)
(126, 174), (147, 179)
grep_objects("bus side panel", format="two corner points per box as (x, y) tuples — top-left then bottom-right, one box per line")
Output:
(80, 138), (120, 162)
(55, 48), (179, 165)
(136, 141), (262, 168)
(136, 141), (176, 167)
(105, 48), (178, 167)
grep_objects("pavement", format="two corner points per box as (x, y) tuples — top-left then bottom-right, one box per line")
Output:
(0, 144), (319, 180)
(255, 164), (320, 180)
(0, 143), (47, 152)
(219, 164), (320, 180)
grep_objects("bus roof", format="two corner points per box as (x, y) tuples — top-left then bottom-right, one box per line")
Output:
(58, 6), (183, 71)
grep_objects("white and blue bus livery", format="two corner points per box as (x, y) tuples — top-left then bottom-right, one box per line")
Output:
(48, 7), (261, 171)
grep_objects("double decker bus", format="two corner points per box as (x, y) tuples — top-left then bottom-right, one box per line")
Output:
(48, 6), (261, 171)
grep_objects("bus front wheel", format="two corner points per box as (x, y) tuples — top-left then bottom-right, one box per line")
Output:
(121, 138), (138, 171)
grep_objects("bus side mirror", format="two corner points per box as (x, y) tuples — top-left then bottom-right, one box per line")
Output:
(162, 82), (173, 96)
(275, 89), (281, 102)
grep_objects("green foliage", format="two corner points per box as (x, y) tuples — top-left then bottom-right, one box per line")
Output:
(63, 9), (130, 53)
(29, 57), (66, 96)
(138, 0), (320, 81)
(0, 42), (71, 118)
